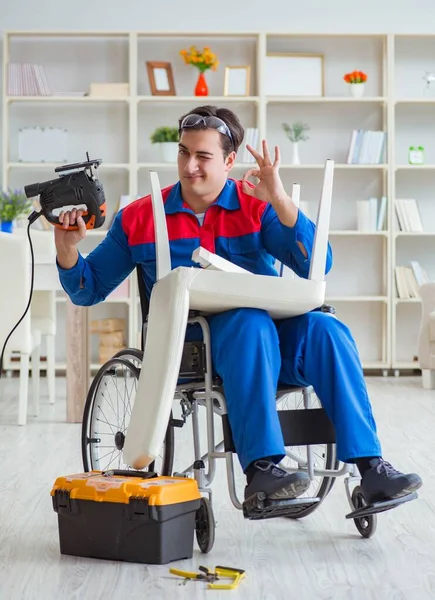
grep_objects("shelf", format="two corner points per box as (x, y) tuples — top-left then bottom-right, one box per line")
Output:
(395, 298), (421, 304)
(6, 96), (130, 103)
(5, 30), (433, 372)
(7, 162), (130, 170)
(267, 96), (387, 104)
(138, 162), (387, 171)
(395, 165), (435, 170)
(395, 98), (435, 104)
(395, 231), (435, 237)
(137, 95), (260, 103)
(137, 162), (256, 170)
(392, 361), (420, 370)
(329, 230), (388, 236)
(362, 361), (390, 369)
(326, 296), (388, 302)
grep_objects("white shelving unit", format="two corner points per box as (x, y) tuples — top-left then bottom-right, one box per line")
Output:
(2, 30), (433, 373)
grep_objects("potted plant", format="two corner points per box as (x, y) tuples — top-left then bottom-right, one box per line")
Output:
(0, 188), (32, 233)
(343, 70), (368, 98)
(179, 45), (219, 96)
(282, 121), (310, 165)
(150, 126), (179, 163)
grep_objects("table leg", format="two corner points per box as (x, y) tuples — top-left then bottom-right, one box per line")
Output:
(66, 299), (90, 423)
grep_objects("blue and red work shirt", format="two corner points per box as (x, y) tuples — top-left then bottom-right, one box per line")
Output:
(57, 178), (333, 305)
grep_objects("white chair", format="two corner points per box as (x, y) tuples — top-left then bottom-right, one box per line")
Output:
(0, 232), (43, 424)
(14, 229), (56, 405)
(123, 161), (334, 469)
(417, 282), (435, 389)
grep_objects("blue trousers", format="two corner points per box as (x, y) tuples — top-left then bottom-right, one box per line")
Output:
(204, 308), (382, 472)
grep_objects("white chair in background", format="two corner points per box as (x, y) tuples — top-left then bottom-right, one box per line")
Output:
(14, 229), (57, 405)
(0, 232), (43, 424)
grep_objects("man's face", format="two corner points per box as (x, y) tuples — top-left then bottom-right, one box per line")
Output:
(177, 129), (235, 197)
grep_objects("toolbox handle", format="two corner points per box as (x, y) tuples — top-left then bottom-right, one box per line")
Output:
(102, 469), (158, 479)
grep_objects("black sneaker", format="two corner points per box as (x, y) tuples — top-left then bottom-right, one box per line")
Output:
(244, 460), (311, 501)
(361, 458), (423, 504)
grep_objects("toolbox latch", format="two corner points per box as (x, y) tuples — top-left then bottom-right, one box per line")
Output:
(52, 489), (78, 515)
(127, 497), (149, 521)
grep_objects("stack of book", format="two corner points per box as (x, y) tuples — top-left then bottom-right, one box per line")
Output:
(347, 129), (386, 164)
(395, 261), (429, 299)
(7, 63), (51, 96)
(356, 196), (387, 231)
(240, 127), (259, 163)
(395, 199), (423, 232)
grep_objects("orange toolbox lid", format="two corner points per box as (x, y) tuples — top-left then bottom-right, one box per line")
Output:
(51, 470), (201, 506)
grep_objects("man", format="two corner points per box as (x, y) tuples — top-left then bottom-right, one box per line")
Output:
(56, 105), (422, 505)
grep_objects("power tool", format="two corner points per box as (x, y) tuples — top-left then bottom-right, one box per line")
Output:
(25, 153), (106, 230)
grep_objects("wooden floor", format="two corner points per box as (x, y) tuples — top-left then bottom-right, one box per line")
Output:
(0, 374), (434, 600)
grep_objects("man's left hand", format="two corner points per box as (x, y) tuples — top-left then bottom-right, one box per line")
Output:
(242, 140), (299, 228)
(242, 140), (289, 208)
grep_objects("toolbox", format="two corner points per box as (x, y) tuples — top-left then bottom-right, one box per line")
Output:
(51, 470), (202, 564)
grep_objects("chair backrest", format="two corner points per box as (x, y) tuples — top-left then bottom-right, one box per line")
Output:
(14, 229), (57, 325)
(149, 160), (334, 285)
(0, 233), (32, 354)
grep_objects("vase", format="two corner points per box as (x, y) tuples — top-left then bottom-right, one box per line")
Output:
(291, 142), (300, 165)
(194, 72), (209, 96)
(159, 142), (179, 163)
(1, 221), (13, 233)
(348, 83), (365, 98)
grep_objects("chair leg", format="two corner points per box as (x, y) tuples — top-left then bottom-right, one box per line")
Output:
(18, 354), (30, 426)
(31, 345), (41, 417)
(46, 334), (56, 404)
(422, 369), (435, 389)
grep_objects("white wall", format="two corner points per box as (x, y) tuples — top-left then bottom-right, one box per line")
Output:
(1, 0), (435, 33)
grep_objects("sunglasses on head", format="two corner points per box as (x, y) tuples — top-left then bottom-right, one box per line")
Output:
(180, 113), (234, 144)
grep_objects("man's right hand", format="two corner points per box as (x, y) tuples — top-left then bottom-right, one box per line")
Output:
(54, 208), (87, 269)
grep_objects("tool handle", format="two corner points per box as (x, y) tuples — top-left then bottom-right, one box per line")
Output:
(102, 469), (158, 479)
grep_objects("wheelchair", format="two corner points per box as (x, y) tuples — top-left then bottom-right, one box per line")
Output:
(81, 269), (417, 554)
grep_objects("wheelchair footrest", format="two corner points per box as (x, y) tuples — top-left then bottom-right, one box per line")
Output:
(345, 491), (418, 520)
(242, 492), (320, 520)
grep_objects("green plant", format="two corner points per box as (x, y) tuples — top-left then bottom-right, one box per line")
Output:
(282, 121), (310, 143)
(0, 188), (32, 222)
(150, 126), (179, 144)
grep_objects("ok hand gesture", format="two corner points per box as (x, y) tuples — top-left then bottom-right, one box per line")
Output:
(242, 140), (289, 207)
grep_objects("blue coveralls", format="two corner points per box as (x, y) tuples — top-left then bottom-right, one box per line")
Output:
(58, 178), (382, 472)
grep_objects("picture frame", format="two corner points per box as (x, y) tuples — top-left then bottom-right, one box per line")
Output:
(146, 61), (176, 96)
(224, 65), (251, 97)
(265, 53), (324, 97)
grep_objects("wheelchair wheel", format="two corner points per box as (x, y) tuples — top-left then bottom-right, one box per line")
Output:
(82, 351), (174, 476)
(351, 486), (377, 538)
(195, 497), (215, 554)
(276, 388), (339, 519)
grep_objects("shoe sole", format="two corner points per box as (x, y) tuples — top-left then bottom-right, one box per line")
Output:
(268, 476), (311, 500)
(364, 478), (423, 505)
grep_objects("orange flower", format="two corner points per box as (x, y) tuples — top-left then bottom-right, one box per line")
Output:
(343, 70), (367, 84)
(179, 45), (219, 73)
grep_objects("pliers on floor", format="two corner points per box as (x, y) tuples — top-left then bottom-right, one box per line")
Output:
(169, 565), (246, 589)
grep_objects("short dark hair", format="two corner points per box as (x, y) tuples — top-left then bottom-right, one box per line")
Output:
(178, 105), (244, 157)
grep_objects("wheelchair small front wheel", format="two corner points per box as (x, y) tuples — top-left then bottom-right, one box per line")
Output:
(351, 486), (377, 538)
(195, 497), (215, 554)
